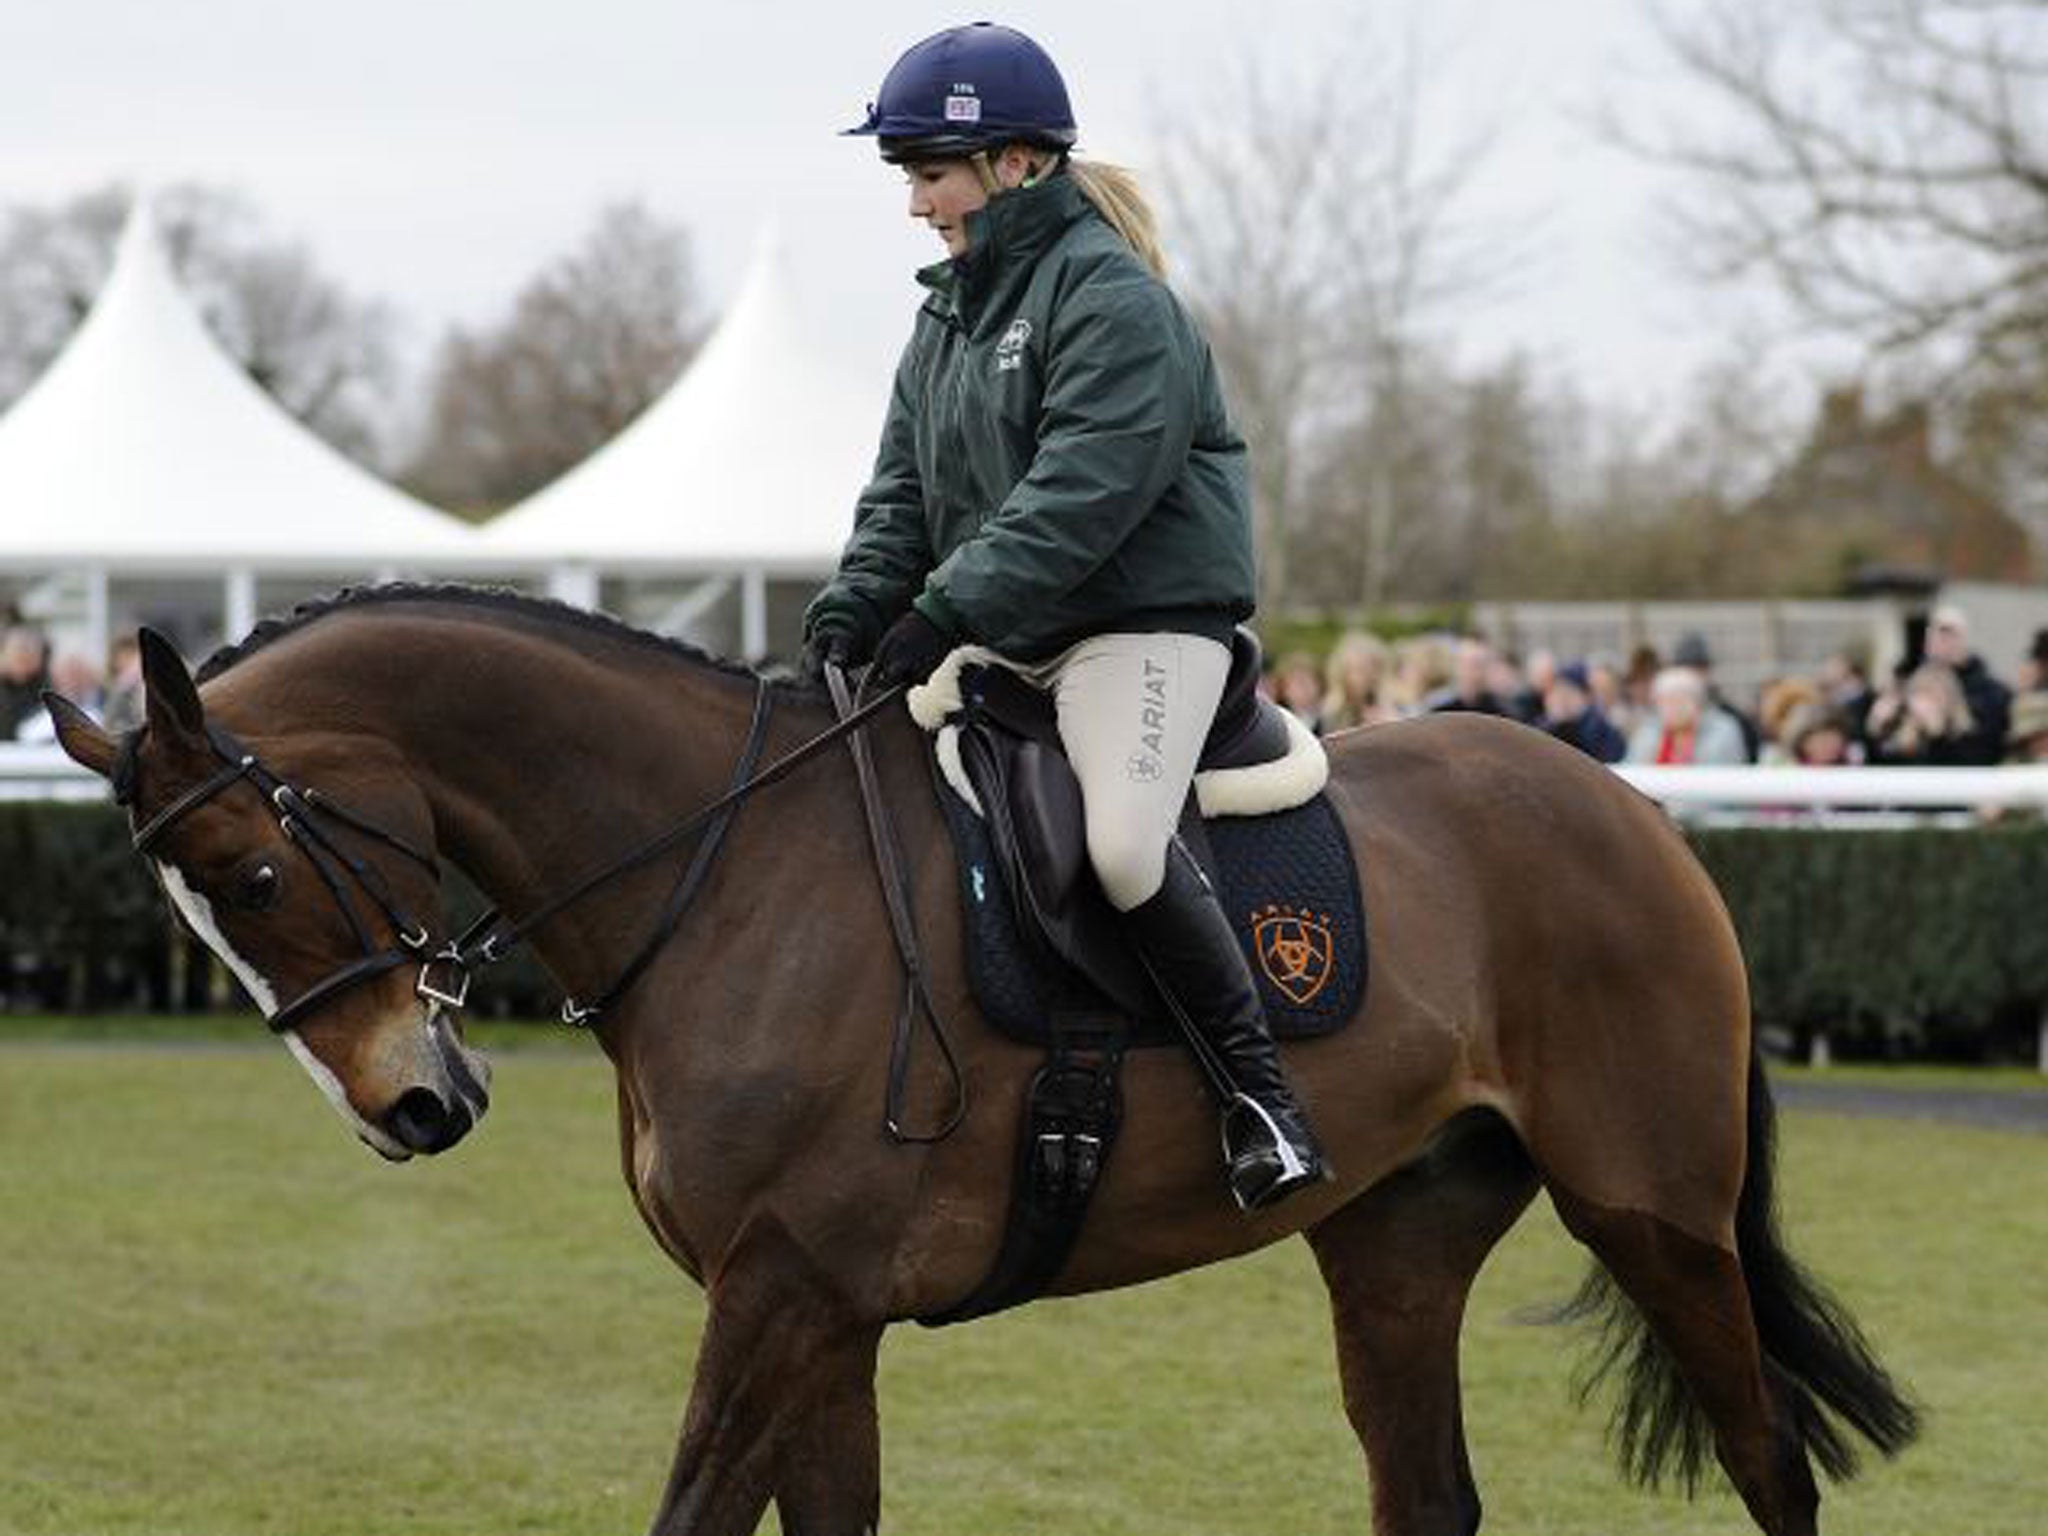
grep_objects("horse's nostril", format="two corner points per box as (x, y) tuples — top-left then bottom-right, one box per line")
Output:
(387, 1087), (469, 1154)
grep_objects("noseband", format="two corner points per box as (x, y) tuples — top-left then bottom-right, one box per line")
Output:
(127, 722), (446, 1033)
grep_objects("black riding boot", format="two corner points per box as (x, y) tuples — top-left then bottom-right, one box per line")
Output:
(1125, 840), (1328, 1210)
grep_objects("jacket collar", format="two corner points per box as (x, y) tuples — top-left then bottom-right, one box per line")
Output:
(916, 174), (1092, 325)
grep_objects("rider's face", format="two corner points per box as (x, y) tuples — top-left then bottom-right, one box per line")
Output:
(904, 160), (988, 257)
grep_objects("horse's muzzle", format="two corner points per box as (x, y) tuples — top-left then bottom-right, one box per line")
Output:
(384, 1085), (476, 1155)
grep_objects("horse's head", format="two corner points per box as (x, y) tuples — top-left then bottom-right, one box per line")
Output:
(44, 630), (490, 1161)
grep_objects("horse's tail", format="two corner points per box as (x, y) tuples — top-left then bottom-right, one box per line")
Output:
(1562, 1047), (1921, 1490)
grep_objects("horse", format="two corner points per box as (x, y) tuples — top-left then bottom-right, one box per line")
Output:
(44, 585), (1917, 1536)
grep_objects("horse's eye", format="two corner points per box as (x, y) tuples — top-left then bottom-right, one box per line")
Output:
(234, 862), (282, 912)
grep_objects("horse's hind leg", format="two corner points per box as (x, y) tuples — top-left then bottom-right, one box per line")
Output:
(1547, 1186), (1820, 1536)
(1307, 1110), (1539, 1536)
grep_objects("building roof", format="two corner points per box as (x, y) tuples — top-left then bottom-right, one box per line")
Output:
(480, 231), (889, 571)
(0, 202), (481, 570)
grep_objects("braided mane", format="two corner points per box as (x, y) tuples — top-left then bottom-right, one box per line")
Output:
(194, 581), (802, 694)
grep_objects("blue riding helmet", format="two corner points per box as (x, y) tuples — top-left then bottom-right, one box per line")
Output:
(846, 21), (1077, 164)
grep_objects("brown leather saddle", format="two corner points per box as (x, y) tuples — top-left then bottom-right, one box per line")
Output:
(946, 628), (1307, 1028)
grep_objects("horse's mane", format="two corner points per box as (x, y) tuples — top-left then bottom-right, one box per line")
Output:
(194, 582), (809, 695)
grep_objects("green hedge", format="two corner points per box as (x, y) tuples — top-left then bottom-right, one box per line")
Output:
(1688, 824), (2048, 1061)
(0, 802), (554, 1018)
(6, 802), (2047, 1058)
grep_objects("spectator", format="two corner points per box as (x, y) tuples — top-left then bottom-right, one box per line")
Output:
(1781, 703), (1861, 766)
(1384, 634), (1453, 717)
(1, 624), (51, 740)
(2005, 691), (2048, 765)
(101, 636), (145, 733)
(1867, 662), (1980, 765)
(1321, 631), (1395, 731)
(1425, 636), (1513, 717)
(1272, 650), (1326, 733)
(2016, 629), (2048, 696)
(1626, 667), (1749, 766)
(1756, 677), (1822, 763)
(1587, 652), (1633, 736)
(1541, 661), (1627, 762)
(1921, 604), (2009, 764)
(17, 652), (104, 742)
(1620, 644), (1661, 734)
(1670, 632), (1760, 761)
(1492, 646), (1545, 724)
(1818, 650), (1877, 742)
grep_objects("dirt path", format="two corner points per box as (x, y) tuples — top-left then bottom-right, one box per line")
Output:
(1769, 1074), (2048, 1135)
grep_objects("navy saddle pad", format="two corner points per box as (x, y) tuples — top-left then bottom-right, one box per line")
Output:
(936, 778), (1368, 1050)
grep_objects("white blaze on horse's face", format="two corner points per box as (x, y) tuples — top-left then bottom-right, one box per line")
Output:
(154, 856), (489, 1162)
(157, 860), (280, 1015)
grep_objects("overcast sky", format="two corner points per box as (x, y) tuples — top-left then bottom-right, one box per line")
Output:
(8, 0), (1819, 417)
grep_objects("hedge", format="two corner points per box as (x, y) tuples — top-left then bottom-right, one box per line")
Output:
(6, 801), (2048, 1058)
(0, 802), (554, 1018)
(1689, 823), (2048, 1060)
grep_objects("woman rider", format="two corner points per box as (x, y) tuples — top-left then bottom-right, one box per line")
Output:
(802, 22), (1325, 1210)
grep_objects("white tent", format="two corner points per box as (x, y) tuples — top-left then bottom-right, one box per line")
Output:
(0, 202), (484, 656)
(482, 231), (891, 657)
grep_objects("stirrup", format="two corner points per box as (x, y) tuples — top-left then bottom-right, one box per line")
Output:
(1220, 1092), (1321, 1212)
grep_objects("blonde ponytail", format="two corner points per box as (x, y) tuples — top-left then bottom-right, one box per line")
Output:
(1067, 158), (1167, 278)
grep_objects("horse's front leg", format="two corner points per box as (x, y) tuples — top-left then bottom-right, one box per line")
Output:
(649, 1214), (885, 1536)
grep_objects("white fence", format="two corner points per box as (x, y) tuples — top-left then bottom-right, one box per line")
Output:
(1615, 764), (2048, 822)
(0, 745), (108, 802)
(11, 743), (2048, 814)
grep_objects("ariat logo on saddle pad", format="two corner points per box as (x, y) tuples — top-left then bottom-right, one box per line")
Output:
(1251, 903), (1335, 1005)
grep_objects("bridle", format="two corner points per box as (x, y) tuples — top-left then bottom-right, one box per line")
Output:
(130, 721), (446, 1034)
(123, 677), (909, 1038)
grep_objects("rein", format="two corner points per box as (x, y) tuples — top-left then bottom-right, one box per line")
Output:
(129, 678), (908, 1037)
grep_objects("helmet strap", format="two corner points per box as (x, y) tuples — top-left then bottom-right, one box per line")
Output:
(972, 151), (1002, 196)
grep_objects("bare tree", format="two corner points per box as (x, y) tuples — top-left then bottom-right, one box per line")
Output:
(403, 202), (703, 517)
(0, 184), (398, 466)
(1158, 16), (1528, 612)
(1628, 0), (2048, 555)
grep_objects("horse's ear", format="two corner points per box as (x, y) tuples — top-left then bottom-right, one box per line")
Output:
(41, 691), (119, 778)
(139, 628), (206, 743)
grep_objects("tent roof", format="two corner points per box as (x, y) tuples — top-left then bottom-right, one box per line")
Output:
(482, 232), (889, 570)
(0, 203), (481, 568)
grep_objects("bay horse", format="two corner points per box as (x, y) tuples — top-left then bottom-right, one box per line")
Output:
(45, 585), (1915, 1536)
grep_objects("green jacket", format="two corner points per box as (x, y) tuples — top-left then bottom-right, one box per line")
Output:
(805, 174), (1255, 662)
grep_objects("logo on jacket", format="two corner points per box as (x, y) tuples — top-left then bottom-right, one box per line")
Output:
(995, 318), (1032, 372)
(1251, 904), (1335, 1006)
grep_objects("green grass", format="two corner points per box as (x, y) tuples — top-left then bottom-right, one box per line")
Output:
(2, 1043), (2043, 1535)
(0, 1012), (596, 1053)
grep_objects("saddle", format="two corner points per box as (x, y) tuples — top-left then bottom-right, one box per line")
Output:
(911, 629), (1363, 1045)
(899, 631), (1368, 1328)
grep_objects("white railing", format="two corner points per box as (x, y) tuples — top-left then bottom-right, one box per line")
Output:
(1614, 764), (2048, 818)
(10, 743), (2048, 814)
(0, 744), (106, 802)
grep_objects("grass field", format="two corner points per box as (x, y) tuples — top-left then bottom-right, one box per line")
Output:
(3, 1037), (2044, 1535)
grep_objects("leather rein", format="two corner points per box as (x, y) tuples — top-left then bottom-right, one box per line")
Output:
(123, 675), (945, 1110)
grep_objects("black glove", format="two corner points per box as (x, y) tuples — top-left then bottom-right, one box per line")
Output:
(870, 609), (952, 687)
(799, 626), (853, 682)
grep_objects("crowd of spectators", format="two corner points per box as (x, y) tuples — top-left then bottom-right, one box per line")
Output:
(1260, 604), (2048, 772)
(6, 600), (2047, 773)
